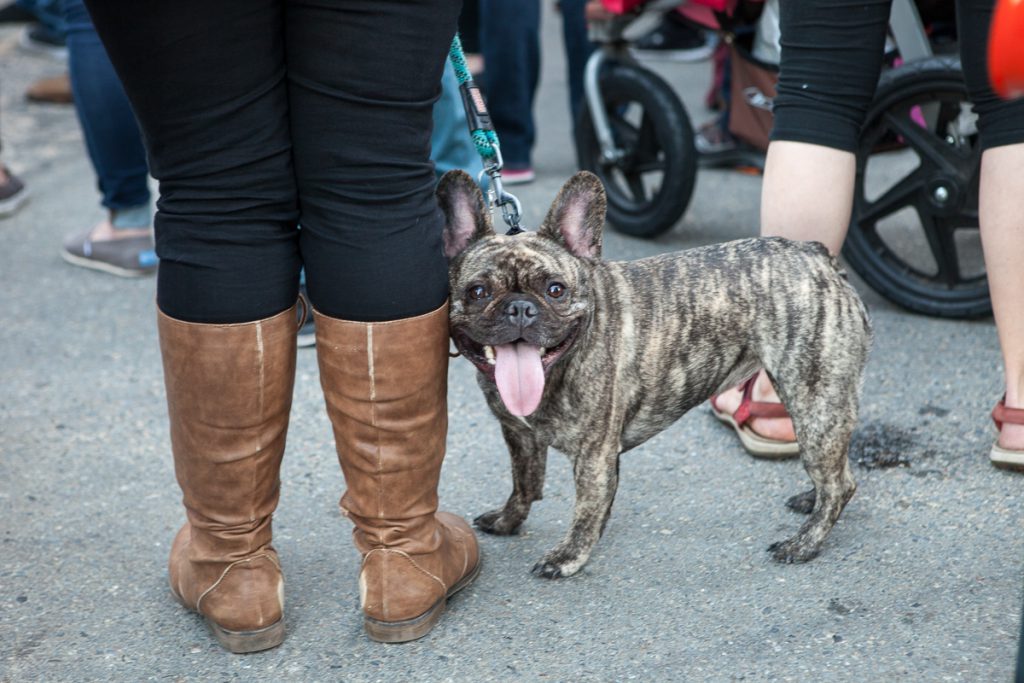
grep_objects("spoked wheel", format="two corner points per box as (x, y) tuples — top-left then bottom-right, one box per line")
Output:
(843, 56), (989, 318)
(575, 62), (696, 238)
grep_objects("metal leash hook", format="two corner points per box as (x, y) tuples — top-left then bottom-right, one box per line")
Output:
(496, 184), (525, 236)
(480, 148), (524, 236)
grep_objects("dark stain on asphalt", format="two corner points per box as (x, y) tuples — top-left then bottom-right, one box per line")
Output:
(828, 598), (853, 615)
(849, 422), (915, 469)
(918, 404), (950, 417)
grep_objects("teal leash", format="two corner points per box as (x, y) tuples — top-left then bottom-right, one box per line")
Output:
(449, 34), (525, 235)
(448, 35), (500, 161)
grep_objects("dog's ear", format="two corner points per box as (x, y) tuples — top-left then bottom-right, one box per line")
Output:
(538, 171), (606, 259)
(437, 170), (494, 259)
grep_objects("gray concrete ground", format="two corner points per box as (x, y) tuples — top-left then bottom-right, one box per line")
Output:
(2, 7), (1022, 683)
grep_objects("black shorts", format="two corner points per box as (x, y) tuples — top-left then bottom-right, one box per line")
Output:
(771, 0), (1024, 153)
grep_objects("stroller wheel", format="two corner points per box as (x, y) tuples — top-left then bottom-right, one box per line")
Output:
(575, 62), (696, 238)
(843, 56), (989, 318)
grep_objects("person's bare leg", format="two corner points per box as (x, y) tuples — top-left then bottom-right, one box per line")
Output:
(714, 141), (856, 442)
(85, 216), (150, 240)
(979, 144), (1024, 451)
(760, 141), (855, 252)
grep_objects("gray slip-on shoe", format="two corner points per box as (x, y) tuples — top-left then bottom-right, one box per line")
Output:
(61, 228), (158, 277)
(0, 171), (29, 218)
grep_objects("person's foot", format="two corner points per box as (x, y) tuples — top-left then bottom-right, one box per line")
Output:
(26, 73), (72, 104)
(0, 165), (29, 218)
(695, 116), (766, 172)
(1000, 424), (1024, 451)
(711, 370), (796, 444)
(995, 397), (1024, 450)
(991, 395), (1024, 471)
(502, 166), (535, 185)
(61, 218), (158, 277)
(631, 13), (718, 62)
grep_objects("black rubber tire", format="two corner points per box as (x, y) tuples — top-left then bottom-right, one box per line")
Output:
(842, 56), (990, 318)
(575, 63), (696, 238)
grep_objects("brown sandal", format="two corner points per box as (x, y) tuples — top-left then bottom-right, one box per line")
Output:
(710, 374), (800, 459)
(991, 397), (1024, 472)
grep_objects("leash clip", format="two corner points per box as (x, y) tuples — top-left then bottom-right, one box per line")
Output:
(480, 147), (524, 235)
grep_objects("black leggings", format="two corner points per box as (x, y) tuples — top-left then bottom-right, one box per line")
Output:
(771, 0), (1024, 153)
(84, 0), (462, 323)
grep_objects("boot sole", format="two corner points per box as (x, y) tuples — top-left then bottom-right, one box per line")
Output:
(208, 617), (285, 654)
(170, 587), (285, 654)
(363, 556), (482, 644)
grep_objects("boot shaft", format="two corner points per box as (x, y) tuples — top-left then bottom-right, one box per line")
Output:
(314, 303), (449, 552)
(158, 305), (298, 561)
(314, 302), (481, 638)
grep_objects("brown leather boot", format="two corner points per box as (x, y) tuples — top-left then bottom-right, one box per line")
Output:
(315, 302), (480, 643)
(158, 304), (298, 653)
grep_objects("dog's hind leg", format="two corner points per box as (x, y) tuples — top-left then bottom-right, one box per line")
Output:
(475, 421), (548, 536)
(767, 370), (860, 564)
(532, 438), (621, 579)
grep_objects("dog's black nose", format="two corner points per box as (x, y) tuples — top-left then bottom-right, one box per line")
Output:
(505, 299), (538, 328)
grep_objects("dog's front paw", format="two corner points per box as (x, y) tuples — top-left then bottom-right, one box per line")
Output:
(768, 537), (821, 564)
(531, 560), (566, 579)
(473, 508), (523, 536)
(530, 547), (587, 579)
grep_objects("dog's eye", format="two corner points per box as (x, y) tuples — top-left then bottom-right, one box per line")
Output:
(547, 283), (567, 299)
(467, 285), (489, 300)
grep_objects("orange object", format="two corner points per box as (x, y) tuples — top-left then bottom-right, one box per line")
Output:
(989, 0), (1024, 99)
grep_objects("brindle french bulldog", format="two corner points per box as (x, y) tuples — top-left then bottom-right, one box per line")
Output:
(438, 169), (871, 578)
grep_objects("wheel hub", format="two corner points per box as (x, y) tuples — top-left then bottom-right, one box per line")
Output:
(924, 176), (964, 216)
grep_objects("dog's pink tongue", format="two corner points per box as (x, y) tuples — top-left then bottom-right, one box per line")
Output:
(494, 342), (545, 416)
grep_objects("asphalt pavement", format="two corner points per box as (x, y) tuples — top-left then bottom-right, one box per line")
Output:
(2, 8), (1022, 682)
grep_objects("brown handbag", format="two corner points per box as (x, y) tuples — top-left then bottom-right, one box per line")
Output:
(726, 40), (779, 151)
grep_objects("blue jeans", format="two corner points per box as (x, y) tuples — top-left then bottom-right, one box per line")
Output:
(64, 0), (150, 214)
(16, 0), (64, 35)
(479, 0), (593, 167)
(479, 0), (540, 168)
(559, 0), (594, 125)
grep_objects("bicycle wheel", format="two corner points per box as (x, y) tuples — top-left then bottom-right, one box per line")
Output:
(575, 62), (696, 238)
(843, 56), (989, 318)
